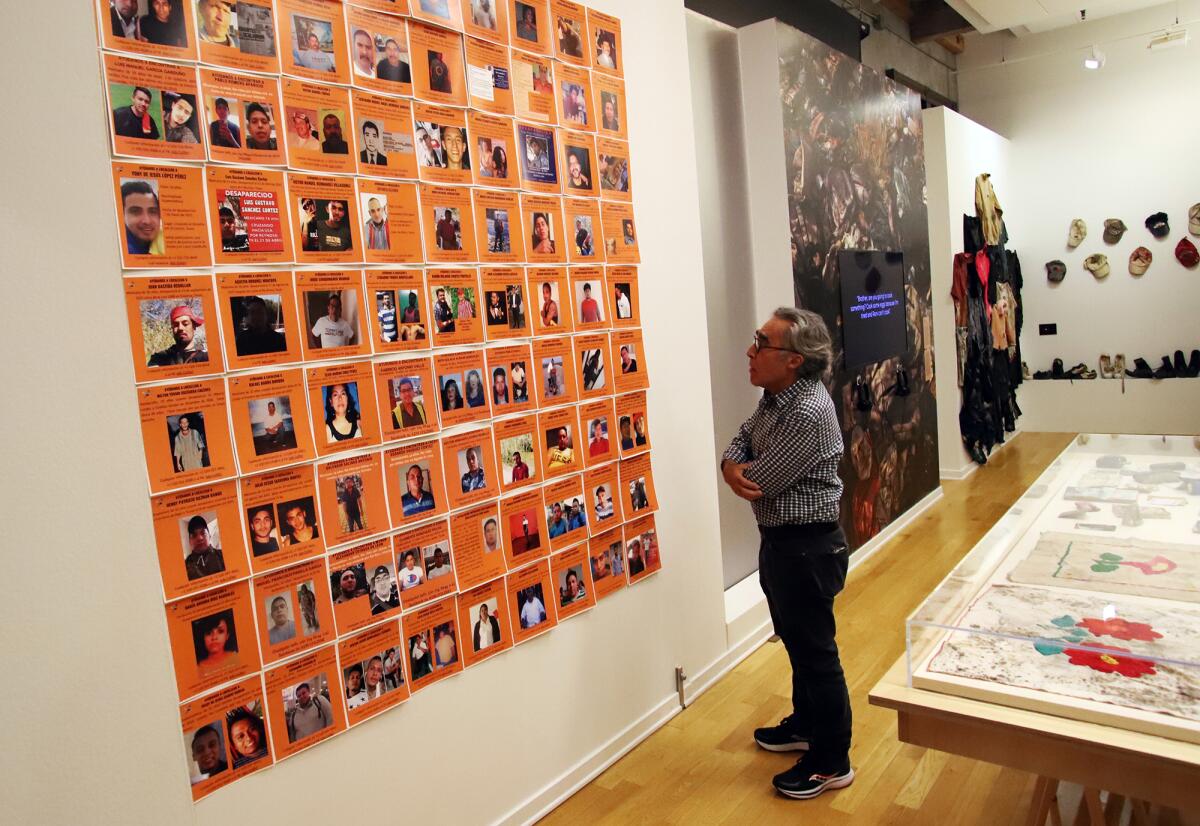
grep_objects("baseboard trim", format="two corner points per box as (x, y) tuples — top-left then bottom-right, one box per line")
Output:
(684, 617), (775, 706)
(940, 429), (1022, 480)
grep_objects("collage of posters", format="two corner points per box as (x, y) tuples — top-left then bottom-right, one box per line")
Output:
(97, 0), (659, 801)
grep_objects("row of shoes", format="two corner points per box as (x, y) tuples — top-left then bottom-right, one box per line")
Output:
(1030, 359), (1096, 380)
(1118, 350), (1200, 379)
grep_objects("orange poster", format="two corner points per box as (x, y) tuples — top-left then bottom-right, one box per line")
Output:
(263, 645), (348, 760)
(615, 390), (650, 459)
(152, 481), (250, 602)
(427, 267), (483, 345)
(392, 519), (456, 608)
(450, 501), (508, 590)
(462, 0), (509, 44)
(591, 72), (626, 140)
(550, 544), (595, 620)
(228, 368), (316, 474)
(608, 265), (639, 328)
(329, 536), (402, 635)
(278, 0), (350, 84)
(337, 621), (410, 726)
(619, 452), (659, 520)
(499, 488), (547, 568)
(412, 102), (472, 185)
(352, 91), (419, 179)
(375, 357), (439, 441)
(586, 7), (622, 77)
(569, 268), (609, 330)
(596, 136), (633, 203)
(383, 437), (448, 525)
(574, 332), (611, 402)
(555, 65), (594, 133)
(464, 36), (513, 115)
(564, 200), (604, 266)
(240, 464), (325, 573)
(124, 276), (222, 384)
(287, 173), (363, 264)
(527, 266), (572, 336)
(112, 161), (212, 270)
(97, 0), (198, 61)
(456, 577), (513, 668)
(420, 186), (479, 263)
(296, 269), (370, 360)
(550, 0), (588, 64)
(610, 328), (648, 393)
(600, 201), (639, 263)
(507, 558), (557, 644)
(357, 180), (424, 264)
(625, 514), (661, 584)
(441, 427), (499, 509)
(537, 404), (581, 480)
(104, 54), (206, 162)
(587, 526), (626, 599)
(410, 0), (464, 30)
(583, 454), (622, 528)
(508, 0), (551, 55)
(348, 0), (412, 12)
(491, 413), (541, 493)
(409, 21), (467, 106)
(165, 580), (261, 700)
(578, 395), (617, 468)
(316, 451), (388, 547)
(402, 596), (463, 691)
(480, 267), (529, 339)
(433, 350), (492, 427)
(179, 676), (271, 801)
(486, 341), (535, 414)
(560, 131), (599, 197)
(521, 194), (567, 263)
(468, 111), (519, 188)
(138, 379), (235, 494)
(205, 166), (293, 265)
(307, 360), (383, 457)
(366, 270), (428, 352)
(281, 78), (356, 174)
(514, 123), (560, 193)
(473, 190), (526, 265)
(195, 0), (281, 73)
(250, 556), (336, 663)
(543, 474), (588, 552)
(217, 271), (304, 370)
(346, 6), (414, 97)
(199, 68), (287, 166)
(532, 336), (578, 408)
(510, 51), (556, 124)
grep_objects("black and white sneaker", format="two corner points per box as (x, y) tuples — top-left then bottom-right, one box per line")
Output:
(772, 758), (854, 799)
(753, 715), (811, 752)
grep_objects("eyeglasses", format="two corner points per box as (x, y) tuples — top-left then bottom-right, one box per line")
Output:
(751, 331), (797, 355)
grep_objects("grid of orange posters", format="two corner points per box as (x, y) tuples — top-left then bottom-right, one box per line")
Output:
(588, 526), (627, 599)
(98, 1), (662, 799)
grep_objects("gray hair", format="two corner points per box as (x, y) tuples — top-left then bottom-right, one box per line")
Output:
(773, 307), (832, 379)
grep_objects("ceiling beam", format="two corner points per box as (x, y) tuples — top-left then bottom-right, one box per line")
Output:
(909, 0), (973, 42)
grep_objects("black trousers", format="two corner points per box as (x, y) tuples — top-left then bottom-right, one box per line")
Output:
(758, 522), (852, 765)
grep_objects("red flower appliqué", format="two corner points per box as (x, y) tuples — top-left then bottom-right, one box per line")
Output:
(1076, 617), (1163, 642)
(1065, 644), (1157, 678)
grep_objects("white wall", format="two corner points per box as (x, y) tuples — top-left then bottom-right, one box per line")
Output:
(0, 3), (730, 824)
(922, 107), (1015, 476)
(957, 6), (1200, 435)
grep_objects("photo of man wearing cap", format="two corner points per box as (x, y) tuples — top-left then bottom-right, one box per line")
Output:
(148, 304), (209, 366)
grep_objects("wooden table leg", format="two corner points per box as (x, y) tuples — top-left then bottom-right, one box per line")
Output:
(1027, 776), (1057, 826)
(1082, 789), (1105, 826)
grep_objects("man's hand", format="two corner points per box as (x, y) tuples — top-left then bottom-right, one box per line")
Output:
(722, 460), (763, 501)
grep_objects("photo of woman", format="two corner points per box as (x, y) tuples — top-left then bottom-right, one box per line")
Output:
(192, 609), (239, 672)
(464, 370), (486, 408)
(323, 383), (361, 443)
(531, 212), (555, 254)
(441, 377), (463, 411)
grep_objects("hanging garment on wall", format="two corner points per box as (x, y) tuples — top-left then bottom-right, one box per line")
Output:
(1004, 250), (1025, 387)
(951, 252), (971, 387)
(974, 173), (1004, 247)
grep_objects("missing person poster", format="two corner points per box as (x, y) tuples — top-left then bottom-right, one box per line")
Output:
(306, 360), (382, 457)
(281, 78), (356, 174)
(560, 133), (600, 203)
(473, 190), (527, 264)
(584, 460), (623, 529)
(537, 404), (581, 480)
(491, 412), (541, 493)
(569, 269), (609, 331)
(463, 0), (510, 44)
(329, 536), (402, 635)
(124, 276), (223, 384)
(528, 267), (573, 336)
(607, 265), (639, 328)
(468, 110), (519, 189)
(358, 180), (423, 263)
(98, 0), (198, 61)
(412, 102), (473, 186)
(250, 556), (336, 663)
(550, 0), (589, 66)
(199, 68), (287, 166)
(179, 676), (271, 801)
(375, 357), (440, 441)
(104, 53), (206, 162)
(392, 518), (456, 609)
(296, 269), (369, 360)
(240, 464), (325, 573)
(542, 473), (588, 553)
(228, 368), (316, 474)
(216, 270), (303, 370)
(409, 21), (467, 106)
(577, 395), (616, 467)
(206, 166), (292, 265)
(434, 350), (493, 427)
(366, 270), (428, 352)
(550, 543), (595, 620)
(507, 558), (557, 644)
(138, 379), (236, 494)
(288, 174), (363, 264)
(619, 452), (658, 519)
(610, 328), (647, 393)
(595, 136), (632, 203)
(402, 595), (463, 691)
(450, 501), (508, 590)
(499, 487), (547, 569)
(337, 620), (410, 726)
(456, 577), (514, 668)
(615, 390), (650, 458)
(564, 201), (604, 265)
(554, 65), (594, 132)
(165, 580), (261, 701)
(485, 341), (536, 415)
(624, 513), (660, 583)
(508, 0), (552, 55)
(352, 90), (419, 179)
(427, 267), (484, 346)
(383, 437), (448, 525)
(514, 124), (559, 193)
(196, 0), (281, 73)
(481, 268), (530, 339)
(277, 0), (351, 85)
(600, 200), (638, 263)
(592, 72), (626, 140)
(152, 480), (250, 602)
(587, 525), (626, 599)
(510, 51), (556, 124)
(586, 7), (622, 77)
(349, 0), (413, 13)
(441, 427), (500, 510)
(521, 194), (567, 263)
(465, 36), (513, 115)
(346, 6), (414, 97)
(532, 336), (579, 408)
(410, 0), (464, 30)
(419, 186), (479, 263)
(316, 450), (388, 547)
(112, 161), (213, 269)
(263, 644), (348, 760)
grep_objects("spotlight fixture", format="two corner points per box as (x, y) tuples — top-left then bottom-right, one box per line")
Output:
(1083, 45), (1105, 69)
(1148, 27), (1189, 50)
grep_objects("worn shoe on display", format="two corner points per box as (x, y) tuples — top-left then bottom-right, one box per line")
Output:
(1126, 358), (1154, 379)
(1113, 354), (1127, 377)
(1098, 354), (1113, 378)
(1152, 357), (1176, 379)
(1051, 358), (1067, 379)
(1129, 246), (1152, 276)
(754, 715), (811, 753)
(1022, 361), (1032, 380)
(772, 756), (855, 800)
(1067, 363), (1097, 380)
(1174, 350), (1188, 376)
(1188, 350), (1200, 378)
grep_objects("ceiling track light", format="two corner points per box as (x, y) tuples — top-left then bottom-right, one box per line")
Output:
(1083, 44), (1105, 69)
(1148, 27), (1189, 50)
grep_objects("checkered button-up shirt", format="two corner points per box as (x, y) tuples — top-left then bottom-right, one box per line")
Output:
(722, 377), (844, 526)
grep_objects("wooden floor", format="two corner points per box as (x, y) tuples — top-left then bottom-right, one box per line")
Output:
(542, 431), (1080, 825)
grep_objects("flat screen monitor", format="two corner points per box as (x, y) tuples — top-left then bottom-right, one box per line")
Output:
(837, 250), (908, 369)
